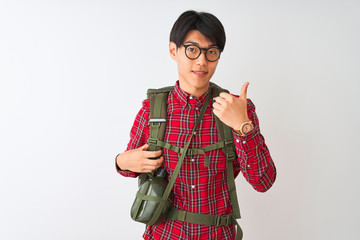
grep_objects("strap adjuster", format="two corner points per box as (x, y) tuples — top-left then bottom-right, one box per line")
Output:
(148, 137), (158, 145)
(226, 151), (236, 161)
(187, 149), (193, 155)
(215, 215), (231, 227)
(149, 118), (166, 123)
(225, 139), (233, 146)
(149, 118), (166, 127)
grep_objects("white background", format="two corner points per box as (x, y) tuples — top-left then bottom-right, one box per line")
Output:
(1, 0), (359, 239)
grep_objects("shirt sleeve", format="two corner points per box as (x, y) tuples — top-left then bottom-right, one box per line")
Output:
(232, 98), (277, 192)
(115, 99), (150, 178)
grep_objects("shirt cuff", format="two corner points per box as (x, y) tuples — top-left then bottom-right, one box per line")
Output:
(232, 125), (261, 151)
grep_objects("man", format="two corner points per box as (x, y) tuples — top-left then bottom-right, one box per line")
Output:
(116, 10), (276, 239)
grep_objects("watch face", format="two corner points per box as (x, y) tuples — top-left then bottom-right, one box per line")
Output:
(243, 123), (252, 133)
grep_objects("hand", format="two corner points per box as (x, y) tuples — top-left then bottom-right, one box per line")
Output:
(116, 144), (164, 173)
(212, 82), (250, 130)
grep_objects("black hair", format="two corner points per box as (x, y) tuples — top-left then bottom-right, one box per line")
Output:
(170, 10), (226, 51)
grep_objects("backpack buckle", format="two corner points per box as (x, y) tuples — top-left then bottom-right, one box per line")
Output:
(215, 215), (231, 227)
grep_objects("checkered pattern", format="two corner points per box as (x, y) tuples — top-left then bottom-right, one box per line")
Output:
(116, 81), (276, 239)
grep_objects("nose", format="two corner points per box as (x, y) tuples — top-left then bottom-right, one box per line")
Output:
(196, 50), (207, 65)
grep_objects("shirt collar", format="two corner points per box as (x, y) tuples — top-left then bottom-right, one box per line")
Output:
(174, 80), (211, 109)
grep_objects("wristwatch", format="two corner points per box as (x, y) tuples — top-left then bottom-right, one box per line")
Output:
(234, 121), (254, 137)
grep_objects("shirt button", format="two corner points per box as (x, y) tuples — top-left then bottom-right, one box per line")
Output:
(191, 158), (195, 162)
(191, 185), (196, 189)
(247, 164), (250, 168)
(195, 107), (199, 110)
(242, 140), (246, 144)
(189, 96), (193, 99)
(193, 131), (196, 135)
(236, 139), (240, 143)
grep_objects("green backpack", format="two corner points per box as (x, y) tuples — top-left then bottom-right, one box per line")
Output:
(130, 82), (243, 240)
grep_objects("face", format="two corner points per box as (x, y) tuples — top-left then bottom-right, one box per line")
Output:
(169, 30), (220, 97)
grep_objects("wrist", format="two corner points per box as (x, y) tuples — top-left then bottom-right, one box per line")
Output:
(233, 118), (251, 130)
(233, 120), (254, 137)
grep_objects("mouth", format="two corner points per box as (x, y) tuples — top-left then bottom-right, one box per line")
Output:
(192, 70), (208, 77)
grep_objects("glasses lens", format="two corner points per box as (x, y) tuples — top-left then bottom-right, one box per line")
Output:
(206, 48), (220, 61)
(185, 45), (200, 59)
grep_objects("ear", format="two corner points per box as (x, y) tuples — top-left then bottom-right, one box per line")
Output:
(169, 41), (177, 60)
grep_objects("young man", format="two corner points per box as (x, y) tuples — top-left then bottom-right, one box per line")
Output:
(116, 10), (276, 239)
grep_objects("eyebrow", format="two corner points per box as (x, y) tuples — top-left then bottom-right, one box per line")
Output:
(184, 41), (218, 47)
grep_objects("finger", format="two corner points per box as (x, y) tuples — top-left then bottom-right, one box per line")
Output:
(212, 108), (220, 118)
(154, 157), (165, 168)
(139, 144), (149, 151)
(157, 156), (165, 164)
(240, 82), (249, 99)
(145, 156), (164, 168)
(144, 149), (162, 158)
(214, 96), (227, 106)
(141, 167), (154, 173)
(212, 101), (224, 111)
(218, 92), (232, 100)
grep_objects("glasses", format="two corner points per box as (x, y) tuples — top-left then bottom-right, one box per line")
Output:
(181, 44), (222, 62)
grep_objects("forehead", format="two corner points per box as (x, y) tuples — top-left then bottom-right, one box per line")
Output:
(183, 30), (215, 47)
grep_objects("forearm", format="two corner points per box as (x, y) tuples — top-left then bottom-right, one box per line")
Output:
(115, 99), (151, 178)
(233, 99), (276, 192)
(234, 126), (276, 192)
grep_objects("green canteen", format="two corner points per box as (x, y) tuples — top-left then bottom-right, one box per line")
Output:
(130, 168), (171, 225)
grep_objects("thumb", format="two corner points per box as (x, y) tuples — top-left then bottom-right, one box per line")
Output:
(139, 144), (149, 151)
(240, 82), (249, 99)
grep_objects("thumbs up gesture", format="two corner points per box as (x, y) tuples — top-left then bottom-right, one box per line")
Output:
(212, 82), (251, 130)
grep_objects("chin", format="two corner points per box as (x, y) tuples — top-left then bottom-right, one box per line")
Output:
(179, 75), (211, 94)
(191, 78), (210, 88)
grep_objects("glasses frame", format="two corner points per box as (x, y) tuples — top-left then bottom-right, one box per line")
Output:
(181, 44), (222, 62)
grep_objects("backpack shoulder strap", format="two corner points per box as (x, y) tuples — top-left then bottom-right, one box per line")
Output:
(138, 86), (173, 185)
(147, 86), (174, 152)
(210, 82), (234, 155)
(210, 82), (241, 219)
(210, 82), (227, 143)
(147, 86), (175, 97)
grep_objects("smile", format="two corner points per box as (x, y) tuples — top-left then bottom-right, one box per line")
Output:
(192, 71), (208, 77)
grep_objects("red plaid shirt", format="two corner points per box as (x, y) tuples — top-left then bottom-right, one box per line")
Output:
(117, 81), (276, 239)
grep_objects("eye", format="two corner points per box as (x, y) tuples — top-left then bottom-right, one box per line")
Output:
(187, 46), (197, 53)
(208, 48), (219, 55)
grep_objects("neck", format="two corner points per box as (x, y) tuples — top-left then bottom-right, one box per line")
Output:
(178, 80), (210, 98)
